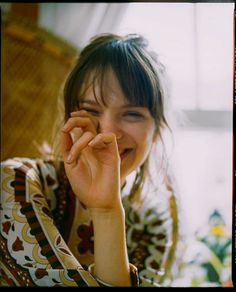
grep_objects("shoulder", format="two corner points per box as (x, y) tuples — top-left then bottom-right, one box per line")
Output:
(1, 157), (63, 203)
(1, 156), (61, 178)
(1, 157), (41, 189)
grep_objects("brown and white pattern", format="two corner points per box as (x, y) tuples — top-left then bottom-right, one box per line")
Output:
(0, 157), (183, 287)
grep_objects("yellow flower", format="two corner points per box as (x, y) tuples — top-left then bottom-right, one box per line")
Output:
(210, 225), (226, 236)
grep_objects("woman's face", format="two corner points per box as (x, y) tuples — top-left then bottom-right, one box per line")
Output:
(78, 68), (157, 185)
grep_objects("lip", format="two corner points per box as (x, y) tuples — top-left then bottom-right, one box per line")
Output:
(119, 149), (132, 161)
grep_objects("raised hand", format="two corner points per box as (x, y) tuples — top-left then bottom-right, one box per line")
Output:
(60, 110), (122, 210)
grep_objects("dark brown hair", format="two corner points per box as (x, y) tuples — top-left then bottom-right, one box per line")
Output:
(63, 33), (169, 136)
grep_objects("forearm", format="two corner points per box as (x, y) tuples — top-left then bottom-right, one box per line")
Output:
(90, 206), (131, 286)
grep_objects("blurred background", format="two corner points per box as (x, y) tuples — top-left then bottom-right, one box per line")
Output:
(0, 2), (234, 287)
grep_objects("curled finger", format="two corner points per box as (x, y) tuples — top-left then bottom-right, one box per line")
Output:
(66, 131), (95, 164)
(88, 132), (117, 149)
(70, 110), (99, 132)
(62, 116), (97, 135)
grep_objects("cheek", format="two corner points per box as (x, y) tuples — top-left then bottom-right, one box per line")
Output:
(126, 124), (155, 153)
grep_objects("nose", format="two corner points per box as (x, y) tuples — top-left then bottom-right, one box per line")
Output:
(97, 113), (123, 140)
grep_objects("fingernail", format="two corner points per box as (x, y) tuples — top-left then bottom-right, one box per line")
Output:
(67, 153), (73, 163)
(88, 140), (95, 146)
(62, 125), (69, 132)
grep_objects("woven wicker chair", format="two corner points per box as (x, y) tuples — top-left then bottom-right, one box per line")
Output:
(1, 12), (79, 161)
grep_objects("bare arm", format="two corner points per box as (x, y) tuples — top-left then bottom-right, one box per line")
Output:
(60, 111), (131, 286)
(91, 207), (131, 286)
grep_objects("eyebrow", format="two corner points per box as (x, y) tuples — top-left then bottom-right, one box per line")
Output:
(80, 100), (144, 109)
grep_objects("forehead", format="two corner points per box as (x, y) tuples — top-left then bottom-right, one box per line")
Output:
(79, 67), (128, 106)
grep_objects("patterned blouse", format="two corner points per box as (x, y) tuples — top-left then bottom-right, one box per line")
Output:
(0, 157), (184, 287)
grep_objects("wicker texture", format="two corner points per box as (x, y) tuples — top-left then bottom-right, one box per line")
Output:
(2, 12), (79, 160)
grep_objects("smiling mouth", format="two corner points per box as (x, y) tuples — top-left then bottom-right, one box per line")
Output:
(119, 149), (132, 160)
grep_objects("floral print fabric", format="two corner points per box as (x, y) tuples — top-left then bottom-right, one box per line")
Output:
(0, 157), (183, 286)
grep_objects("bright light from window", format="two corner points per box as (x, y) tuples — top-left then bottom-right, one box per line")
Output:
(116, 3), (234, 111)
(195, 4), (233, 110)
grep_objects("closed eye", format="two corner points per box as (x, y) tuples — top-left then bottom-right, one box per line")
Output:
(122, 111), (144, 118)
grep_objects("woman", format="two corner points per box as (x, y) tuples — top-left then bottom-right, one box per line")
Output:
(0, 33), (184, 287)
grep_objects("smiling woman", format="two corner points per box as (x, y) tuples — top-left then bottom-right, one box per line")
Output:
(65, 66), (158, 186)
(1, 33), (184, 287)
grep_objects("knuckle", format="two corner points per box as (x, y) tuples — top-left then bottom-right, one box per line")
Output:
(83, 117), (90, 122)
(86, 131), (95, 139)
(97, 133), (103, 140)
(66, 118), (73, 126)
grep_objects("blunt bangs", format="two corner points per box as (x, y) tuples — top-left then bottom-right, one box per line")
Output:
(83, 40), (161, 114)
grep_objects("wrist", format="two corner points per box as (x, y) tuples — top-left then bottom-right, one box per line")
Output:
(89, 201), (129, 286)
(88, 192), (124, 217)
(89, 204), (125, 220)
